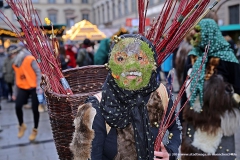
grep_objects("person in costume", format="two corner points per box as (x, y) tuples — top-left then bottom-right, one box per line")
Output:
(181, 19), (240, 160)
(70, 34), (182, 160)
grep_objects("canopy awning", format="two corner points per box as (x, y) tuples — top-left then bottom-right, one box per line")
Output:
(219, 24), (240, 31)
(41, 24), (66, 37)
(0, 24), (66, 38)
(0, 27), (18, 38)
(63, 20), (106, 41)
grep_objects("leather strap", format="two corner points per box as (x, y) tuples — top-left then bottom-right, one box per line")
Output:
(156, 83), (169, 111)
(93, 92), (111, 134)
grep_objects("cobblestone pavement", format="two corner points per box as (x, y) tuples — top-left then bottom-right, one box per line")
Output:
(0, 100), (58, 160)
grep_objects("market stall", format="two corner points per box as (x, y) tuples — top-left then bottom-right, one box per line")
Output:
(63, 20), (106, 41)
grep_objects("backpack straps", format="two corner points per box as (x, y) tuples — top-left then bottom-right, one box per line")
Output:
(156, 83), (169, 111)
(94, 92), (111, 134)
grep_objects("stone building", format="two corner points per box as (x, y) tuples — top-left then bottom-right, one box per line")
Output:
(214, 0), (240, 26)
(92, 0), (240, 30)
(92, 0), (165, 31)
(0, 0), (93, 47)
(0, 0), (93, 29)
(1, 0), (239, 40)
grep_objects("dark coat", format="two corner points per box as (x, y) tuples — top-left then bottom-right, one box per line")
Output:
(70, 85), (182, 160)
(3, 57), (15, 84)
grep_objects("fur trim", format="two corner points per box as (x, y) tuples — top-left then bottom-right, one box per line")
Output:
(183, 102), (221, 134)
(115, 89), (165, 159)
(181, 136), (218, 160)
(185, 68), (192, 98)
(114, 124), (137, 160)
(184, 74), (239, 134)
(147, 90), (164, 127)
(192, 96), (201, 113)
(221, 108), (240, 136)
(205, 57), (220, 80)
(192, 128), (223, 154)
(70, 103), (96, 160)
(233, 93), (240, 104)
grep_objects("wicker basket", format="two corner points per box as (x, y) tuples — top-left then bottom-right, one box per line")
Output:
(41, 65), (108, 160)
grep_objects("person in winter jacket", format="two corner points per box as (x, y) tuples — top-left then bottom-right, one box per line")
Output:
(11, 43), (42, 141)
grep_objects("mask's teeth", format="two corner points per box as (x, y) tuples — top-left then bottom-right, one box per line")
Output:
(123, 71), (142, 77)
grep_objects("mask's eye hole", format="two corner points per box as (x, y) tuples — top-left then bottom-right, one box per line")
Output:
(113, 52), (127, 64)
(118, 57), (124, 62)
(138, 56), (142, 60)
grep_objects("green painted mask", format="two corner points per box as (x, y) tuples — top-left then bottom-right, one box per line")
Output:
(190, 25), (202, 47)
(108, 37), (156, 90)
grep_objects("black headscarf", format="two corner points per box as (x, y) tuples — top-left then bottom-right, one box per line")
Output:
(99, 34), (160, 160)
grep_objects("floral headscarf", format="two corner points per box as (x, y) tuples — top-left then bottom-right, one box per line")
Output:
(189, 18), (238, 108)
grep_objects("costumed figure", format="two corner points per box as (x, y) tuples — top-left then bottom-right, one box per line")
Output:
(70, 34), (182, 160)
(181, 19), (240, 160)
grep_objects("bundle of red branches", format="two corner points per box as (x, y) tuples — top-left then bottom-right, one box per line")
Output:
(137, 0), (219, 151)
(0, 0), (72, 95)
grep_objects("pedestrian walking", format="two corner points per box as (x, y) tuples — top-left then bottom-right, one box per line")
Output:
(76, 38), (94, 67)
(0, 46), (8, 100)
(11, 44), (42, 141)
(3, 45), (18, 102)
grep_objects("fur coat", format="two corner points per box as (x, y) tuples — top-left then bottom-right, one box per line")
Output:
(70, 84), (182, 160)
(181, 57), (240, 160)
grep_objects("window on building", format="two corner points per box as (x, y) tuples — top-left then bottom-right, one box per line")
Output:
(118, 0), (122, 17)
(112, 2), (115, 19)
(66, 18), (74, 28)
(48, 13), (57, 23)
(131, 0), (136, 13)
(65, 0), (72, 3)
(0, 9), (4, 22)
(32, 0), (39, 3)
(102, 5), (105, 22)
(82, 13), (89, 20)
(82, 0), (88, 3)
(98, 7), (101, 24)
(32, 10), (41, 25)
(93, 8), (96, 24)
(48, 0), (55, 4)
(106, 2), (110, 22)
(229, 5), (239, 24)
(0, 1), (3, 8)
(124, 0), (129, 15)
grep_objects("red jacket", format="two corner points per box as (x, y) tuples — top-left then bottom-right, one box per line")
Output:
(65, 46), (76, 68)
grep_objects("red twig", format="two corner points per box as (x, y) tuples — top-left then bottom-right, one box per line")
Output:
(154, 44), (210, 151)
(2, 0), (73, 94)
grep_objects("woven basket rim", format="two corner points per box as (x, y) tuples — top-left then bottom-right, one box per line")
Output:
(41, 76), (99, 98)
(41, 65), (107, 97)
(62, 65), (106, 74)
